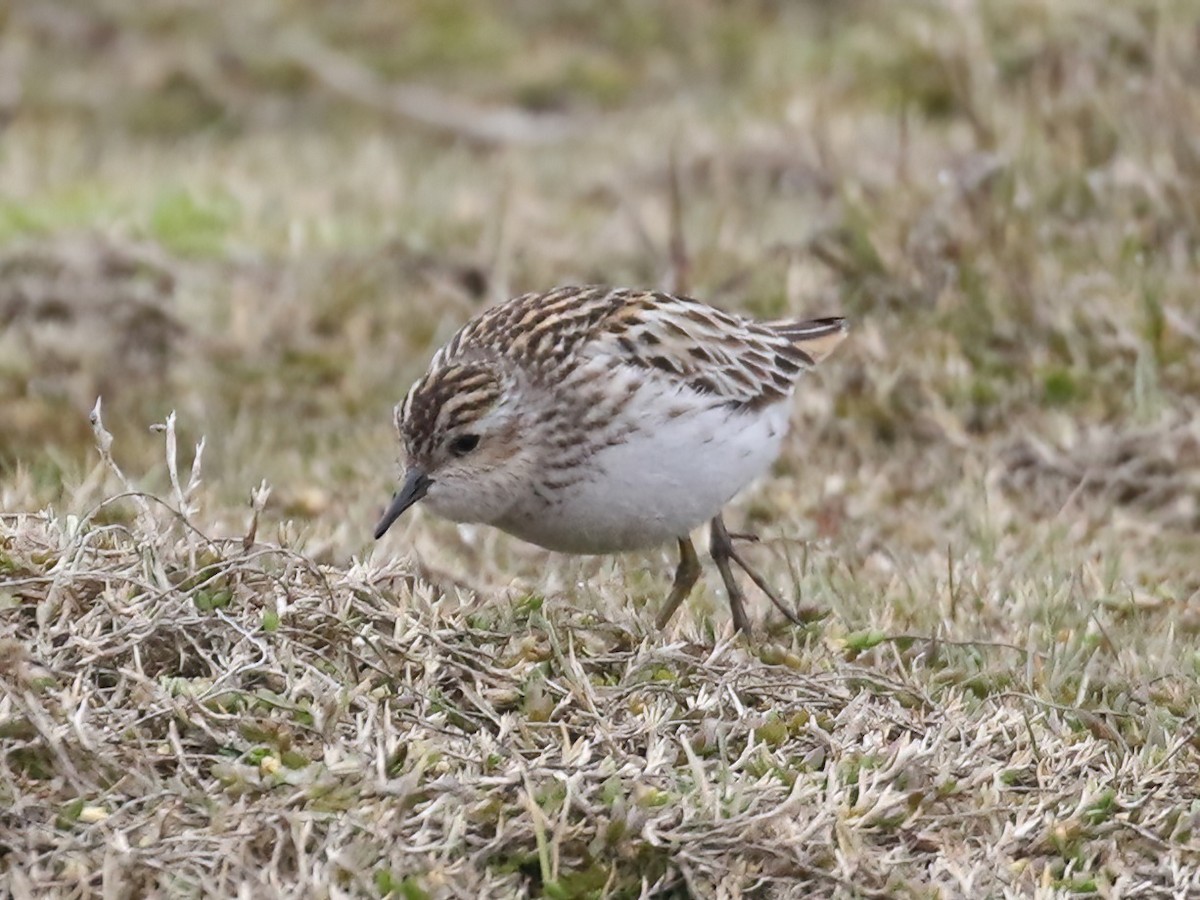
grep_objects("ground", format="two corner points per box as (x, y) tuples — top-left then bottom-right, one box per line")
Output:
(2, 1), (1200, 897)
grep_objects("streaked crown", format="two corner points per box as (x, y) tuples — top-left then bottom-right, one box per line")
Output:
(397, 358), (507, 465)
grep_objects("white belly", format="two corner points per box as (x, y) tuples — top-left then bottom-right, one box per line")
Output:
(498, 396), (791, 553)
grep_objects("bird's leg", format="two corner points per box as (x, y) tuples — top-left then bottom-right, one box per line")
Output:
(656, 537), (703, 629)
(708, 515), (753, 634)
(728, 531), (760, 544)
(711, 513), (805, 629)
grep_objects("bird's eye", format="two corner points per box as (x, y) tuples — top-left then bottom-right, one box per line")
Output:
(448, 434), (480, 456)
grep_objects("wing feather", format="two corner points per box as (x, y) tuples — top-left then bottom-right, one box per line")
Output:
(440, 286), (847, 409)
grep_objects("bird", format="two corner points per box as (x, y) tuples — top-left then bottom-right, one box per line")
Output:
(374, 285), (847, 634)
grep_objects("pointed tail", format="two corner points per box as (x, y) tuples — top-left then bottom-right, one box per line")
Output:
(772, 316), (848, 365)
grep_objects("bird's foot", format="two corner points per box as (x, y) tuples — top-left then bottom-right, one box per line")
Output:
(727, 531), (760, 544)
(710, 515), (819, 630)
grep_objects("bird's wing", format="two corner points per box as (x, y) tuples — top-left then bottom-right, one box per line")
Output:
(441, 285), (847, 409)
(589, 288), (846, 409)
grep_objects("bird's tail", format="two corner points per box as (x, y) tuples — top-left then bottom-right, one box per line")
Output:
(772, 316), (849, 365)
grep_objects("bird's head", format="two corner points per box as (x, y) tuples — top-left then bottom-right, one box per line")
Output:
(374, 356), (539, 538)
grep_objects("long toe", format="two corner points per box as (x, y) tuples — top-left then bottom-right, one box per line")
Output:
(711, 513), (817, 629)
(725, 545), (805, 627)
(727, 531), (761, 544)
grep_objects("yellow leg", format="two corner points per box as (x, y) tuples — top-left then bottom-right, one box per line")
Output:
(655, 537), (702, 629)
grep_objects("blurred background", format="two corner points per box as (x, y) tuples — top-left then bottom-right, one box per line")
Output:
(2, 0), (1199, 612)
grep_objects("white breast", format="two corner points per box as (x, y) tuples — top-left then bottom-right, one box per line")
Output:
(498, 387), (792, 554)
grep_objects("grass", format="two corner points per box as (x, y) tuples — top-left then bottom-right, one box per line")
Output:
(3, 0), (1200, 896)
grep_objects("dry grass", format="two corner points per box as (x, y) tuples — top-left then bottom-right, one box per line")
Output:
(3, 0), (1200, 896)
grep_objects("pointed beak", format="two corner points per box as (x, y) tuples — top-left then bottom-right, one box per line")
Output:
(373, 468), (432, 539)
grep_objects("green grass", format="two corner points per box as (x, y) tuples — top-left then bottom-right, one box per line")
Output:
(2, 0), (1200, 896)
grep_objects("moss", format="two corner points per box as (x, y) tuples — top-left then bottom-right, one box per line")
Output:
(148, 188), (240, 257)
